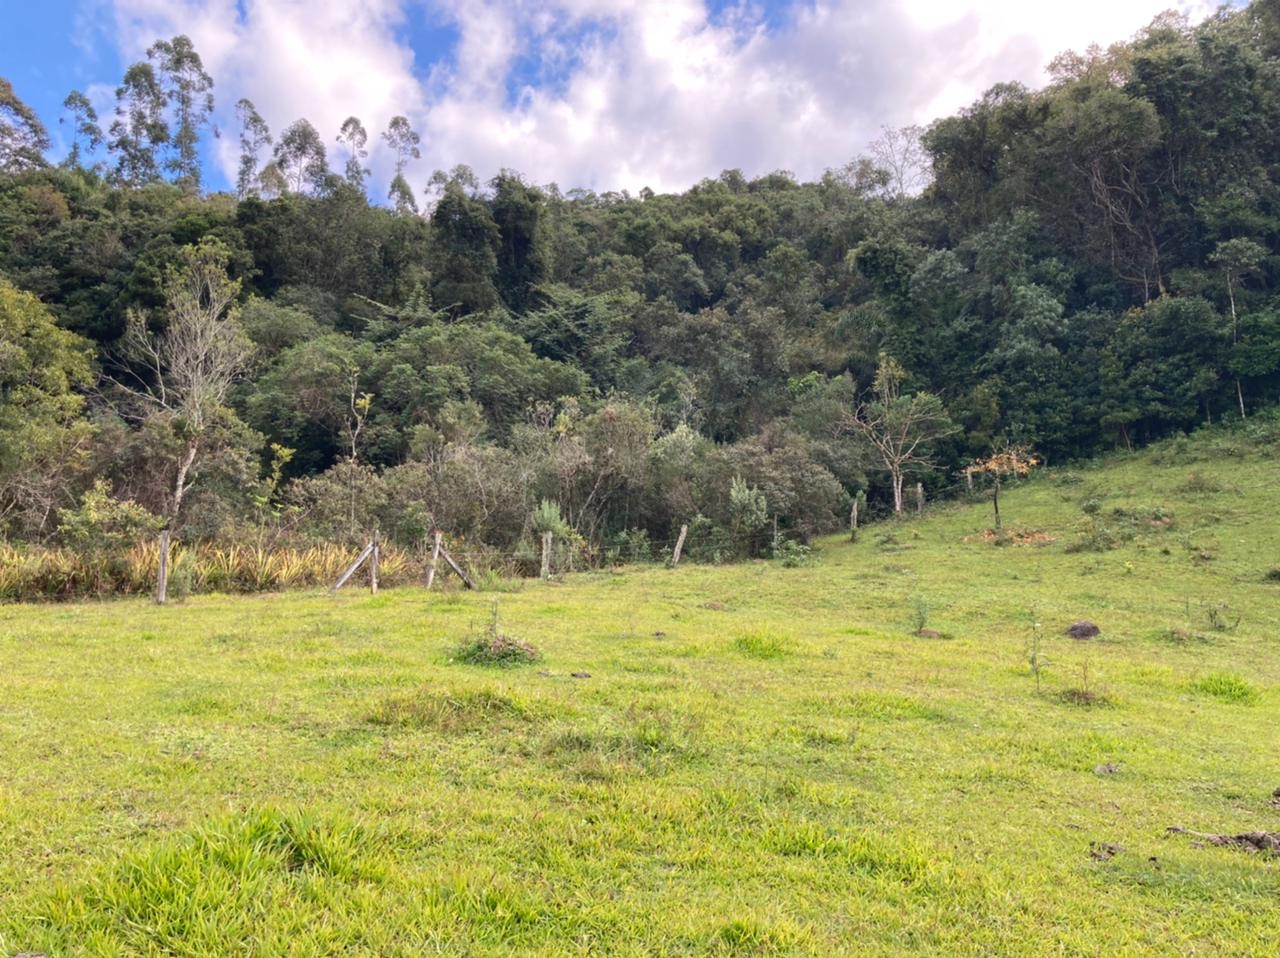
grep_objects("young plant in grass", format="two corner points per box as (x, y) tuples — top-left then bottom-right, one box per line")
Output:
(1026, 609), (1046, 692)
(450, 600), (541, 667)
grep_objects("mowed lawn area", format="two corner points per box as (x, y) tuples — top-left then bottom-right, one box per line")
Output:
(2, 438), (1278, 955)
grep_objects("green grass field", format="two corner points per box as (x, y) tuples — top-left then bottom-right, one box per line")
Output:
(2, 430), (1278, 956)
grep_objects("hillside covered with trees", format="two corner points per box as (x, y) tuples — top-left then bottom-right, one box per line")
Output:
(1, 2), (1278, 564)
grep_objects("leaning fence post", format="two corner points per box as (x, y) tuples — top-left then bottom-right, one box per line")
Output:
(671, 523), (688, 567)
(438, 540), (476, 590)
(332, 541), (374, 592)
(540, 530), (553, 580)
(915, 482), (925, 515)
(426, 530), (442, 590)
(156, 529), (171, 605)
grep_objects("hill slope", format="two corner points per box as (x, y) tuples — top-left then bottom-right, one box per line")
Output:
(1, 423), (1278, 956)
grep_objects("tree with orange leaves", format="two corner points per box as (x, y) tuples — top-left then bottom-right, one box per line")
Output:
(966, 446), (1039, 539)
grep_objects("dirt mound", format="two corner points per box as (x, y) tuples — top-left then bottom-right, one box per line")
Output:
(1167, 826), (1280, 856)
(1065, 620), (1101, 640)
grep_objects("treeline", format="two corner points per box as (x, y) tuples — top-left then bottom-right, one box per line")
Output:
(1, 2), (1278, 561)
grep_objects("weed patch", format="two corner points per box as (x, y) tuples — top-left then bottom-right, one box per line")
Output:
(369, 687), (535, 733)
(450, 602), (541, 667)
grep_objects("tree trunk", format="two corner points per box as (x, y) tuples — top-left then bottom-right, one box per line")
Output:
(171, 440), (198, 520)
(992, 478), (1002, 534)
(1228, 274), (1246, 419)
(891, 470), (904, 515)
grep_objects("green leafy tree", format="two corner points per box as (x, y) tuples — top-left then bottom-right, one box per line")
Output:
(383, 116), (421, 214)
(0, 76), (50, 172)
(108, 62), (170, 187)
(428, 172), (501, 313)
(273, 119), (328, 195)
(60, 90), (102, 171)
(0, 279), (94, 537)
(841, 355), (955, 514)
(727, 475), (768, 556)
(337, 116), (370, 192)
(147, 35), (214, 191)
(382, 115), (420, 177)
(235, 98), (271, 198)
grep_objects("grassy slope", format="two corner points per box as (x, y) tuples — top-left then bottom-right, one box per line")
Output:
(1, 429), (1278, 956)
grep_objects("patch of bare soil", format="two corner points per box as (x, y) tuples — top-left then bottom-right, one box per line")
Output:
(1167, 826), (1280, 856)
(965, 528), (1057, 546)
(1089, 841), (1124, 861)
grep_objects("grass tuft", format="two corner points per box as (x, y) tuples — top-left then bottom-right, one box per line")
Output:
(1192, 672), (1259, 704)
(733, 631), (790, 659)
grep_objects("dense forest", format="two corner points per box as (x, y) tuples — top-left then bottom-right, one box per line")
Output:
(1, 2), (1278, 565)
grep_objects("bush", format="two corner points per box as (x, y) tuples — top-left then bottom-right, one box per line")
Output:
(56, 480), (163, 553)
(774, 539), (813, 568)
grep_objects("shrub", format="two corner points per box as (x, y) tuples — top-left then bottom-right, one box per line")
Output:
(56, 480), (164, 553)
(774, 539), (813, 568)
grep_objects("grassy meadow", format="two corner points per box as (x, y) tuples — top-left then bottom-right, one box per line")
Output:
(1, 430), (1278, 956)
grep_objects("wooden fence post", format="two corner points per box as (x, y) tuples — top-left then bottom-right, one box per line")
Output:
(965, 470), (973, 495)
(370, 531), (380, 594)
(671, 523), (688, 567)
(540, 530), (553, 580)
(915, 482), (925, 515)
(438, 541), (476, 590)
(156, 529), (171, 605)
(425, 530), (442, 590)
(332, 541), (374, 592)
(850, 499), (859, 542)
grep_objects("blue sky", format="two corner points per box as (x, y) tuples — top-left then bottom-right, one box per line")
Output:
(3, 0), (1231, 195)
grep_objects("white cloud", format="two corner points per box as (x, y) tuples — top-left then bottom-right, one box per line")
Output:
(100, 0), (1226, 195)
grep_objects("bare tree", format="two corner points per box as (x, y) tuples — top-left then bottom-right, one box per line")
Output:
(113, 238), (252, 524)
(342, 367), (373, 539)
(868, 124), (929, 199)
(840, 354), (954, 514)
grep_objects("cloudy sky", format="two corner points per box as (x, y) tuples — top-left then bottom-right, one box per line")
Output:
(4, 0), (1229, 196)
